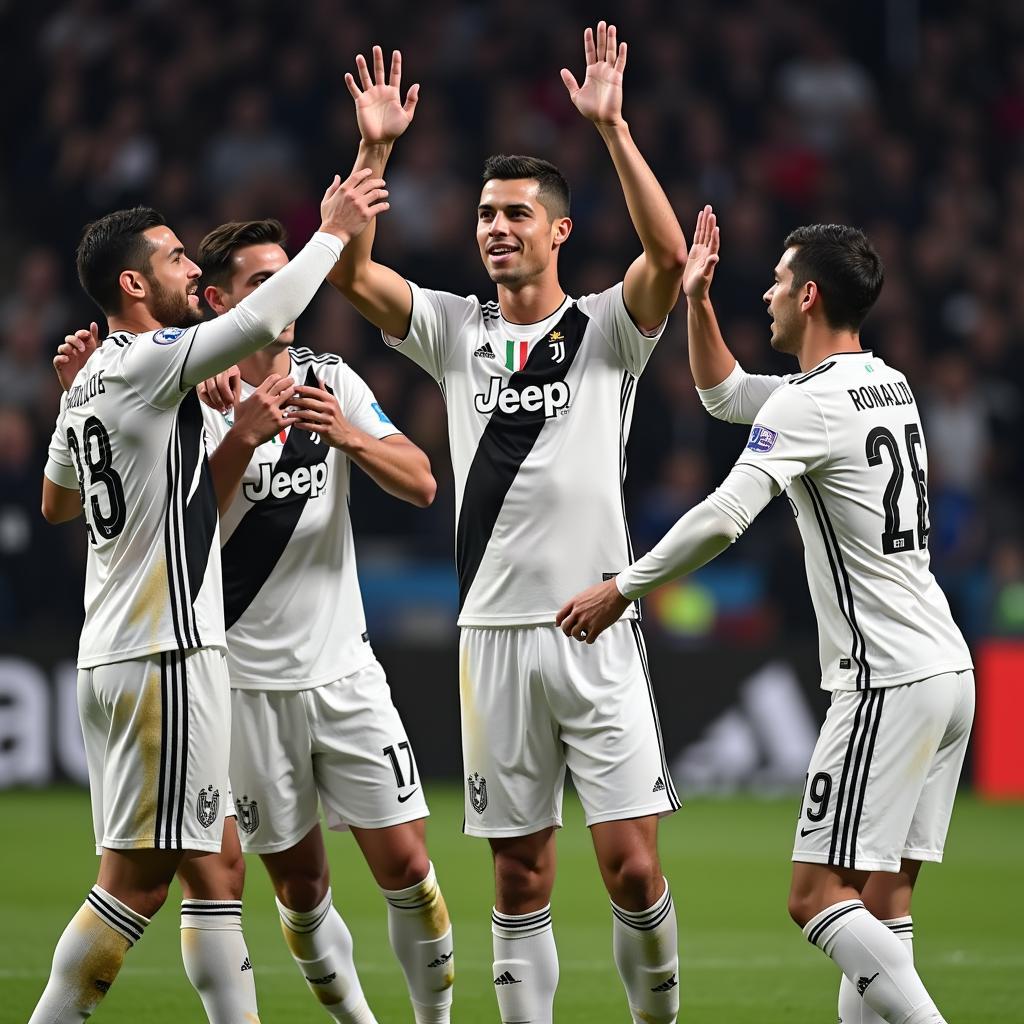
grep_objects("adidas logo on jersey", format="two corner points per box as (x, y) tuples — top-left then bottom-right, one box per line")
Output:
(652, 777), (666, 793)
(473, 344), (496, 359)
(494, 971), (522, 986)
(244, 461), (328, 502)
(428, 951), (454, 968)
(651, 973), (677, 993)
(474, 377), (571, 419)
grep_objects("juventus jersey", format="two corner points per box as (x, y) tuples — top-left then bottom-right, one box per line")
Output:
(387, 281), (663, 626)
(45, 329), (223, 668)
(702, 353), (972, 691)
(204, 347), (400, 690)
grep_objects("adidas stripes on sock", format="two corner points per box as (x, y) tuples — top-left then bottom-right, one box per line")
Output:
(611, 879), (679, 1024)
(180, 899), (260, 1023)
(491, 904), (559, 1024)
(380, 862), (454, 1024)
(805, 901), (944, 1024)
(28, 886), (149, 1023)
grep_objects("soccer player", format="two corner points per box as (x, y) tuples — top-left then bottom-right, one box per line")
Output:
(33, 169), (386, 1023)
(556, 209), (974, 1024)
(329, 26), (687, 1024)
(192, 217), (453, 1024)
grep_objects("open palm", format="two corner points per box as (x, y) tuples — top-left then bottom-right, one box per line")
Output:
(683, 206), (721, 299)
(561, 22), (626, 126)
(345, 46), (419, 145)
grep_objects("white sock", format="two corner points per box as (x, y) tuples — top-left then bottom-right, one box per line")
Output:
(29, 886), (148, 1023)
(839, 918), (914, 1024)
(380, 862), (454, 1023)
(491, 904), (558, 1024)
(276, 888), (377, 1024)
(611, 879), (679, 1024)
(805, 901), (944, 1024)
(180, 899), (260, 1023)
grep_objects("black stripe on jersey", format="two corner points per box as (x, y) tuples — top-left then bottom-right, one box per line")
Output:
(629, 620), (681, 810)
(827, 689), (868, 865)
(455, 303), (589, 610)
(156, 652), (170, 848)
(157, 651), (186, 849)
(836, 689), (879, 867)
(790, 361), (836, 386)
(164, 415), (192, 649)
(175, 651), (189, 847)
(619, 371), (639, 621)
(846, 690), (884, 869)
(481, 300), (501, 322)
(106, 331), (135, 348)
(177, 391), (217, 637)
(222, 366), (331, 627)
(291, 346), (341, 366)
(800, 479), (869, 688)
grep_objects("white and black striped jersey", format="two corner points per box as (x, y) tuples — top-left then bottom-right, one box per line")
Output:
(700, 353), (972, 691)
(204, 347), (401, 690)
(386, 281), (663, 626)
(45, 328), (224, 668)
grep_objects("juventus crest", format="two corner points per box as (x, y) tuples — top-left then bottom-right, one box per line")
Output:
(196, 784), (220, 828)
(548, 330), (565, 364)
(236, 795), (260, 834)
(468, 772), (488, 813)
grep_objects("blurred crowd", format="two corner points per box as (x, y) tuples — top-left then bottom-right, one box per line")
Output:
(2, 0), (1022, 644)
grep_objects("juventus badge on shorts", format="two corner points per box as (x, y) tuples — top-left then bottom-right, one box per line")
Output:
(196, 785), (220, 828)
(468, 772), (488, 813)
(236, 795), (260, 834)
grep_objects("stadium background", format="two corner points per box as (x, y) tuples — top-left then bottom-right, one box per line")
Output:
(1, 1), (1021, 1021)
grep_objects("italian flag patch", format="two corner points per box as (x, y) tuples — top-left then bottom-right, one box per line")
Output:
(505, 340), (528, 371)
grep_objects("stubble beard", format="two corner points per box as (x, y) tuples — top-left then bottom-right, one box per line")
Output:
(148, 276), (204, 328)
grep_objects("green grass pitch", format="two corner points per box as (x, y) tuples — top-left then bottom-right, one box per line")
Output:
(1, 786), (1021, 1022)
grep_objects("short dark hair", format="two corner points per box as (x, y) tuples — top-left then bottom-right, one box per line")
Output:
(482, 155), (571, 220)
(76, 207), (166, 315)
(198, 219), (288, 289)
(782, 224), (884, 331)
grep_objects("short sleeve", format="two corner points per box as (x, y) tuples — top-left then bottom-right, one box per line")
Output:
(120, 325), (200, 408)
(697, 361), (790, 425)
(44, 400), (79, 489)
(733, 386), (830, 491)
(576, 282), (666, 377)
(329, 362), (402, 441)
(383, 281), (479, 382)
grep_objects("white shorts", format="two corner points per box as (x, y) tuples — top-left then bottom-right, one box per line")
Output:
(459, 622), (680, 837)
(228, 660), (429, 853)
(793, 670), (974, 872)
(79, 647), (231, 855)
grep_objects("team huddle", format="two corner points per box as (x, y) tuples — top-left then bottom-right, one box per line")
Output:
(31, 23), (971, 1024)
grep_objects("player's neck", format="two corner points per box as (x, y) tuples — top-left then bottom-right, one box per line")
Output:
(238, 346), (292, 387)
(797, 329), (862, 373)
(496, 279), (566, 326)
(107, 309), (164, 335)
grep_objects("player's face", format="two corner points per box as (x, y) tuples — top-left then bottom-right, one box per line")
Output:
(142, 226), (203, 327)
(476, 179), (567, 287)
(763, 247), (802, 355)
(218, 243), (295, 347)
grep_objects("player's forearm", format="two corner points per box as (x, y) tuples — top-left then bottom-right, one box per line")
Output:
(687, 296), (736, 390)
(182, 232), (343, 387)
(344, 434), (436, 508)
(209, 431), (258, 514)
(597, 122), (686, 271)
(330, 140), (393, 289)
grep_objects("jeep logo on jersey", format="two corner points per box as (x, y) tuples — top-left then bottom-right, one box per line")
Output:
(244, 461), (329, 501)
(474, 377), (571, 419)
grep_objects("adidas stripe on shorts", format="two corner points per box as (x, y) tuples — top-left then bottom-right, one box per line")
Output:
(78, 646), (231, 854)
(793, 669), (974, 872)
(460, 621), (680, 837)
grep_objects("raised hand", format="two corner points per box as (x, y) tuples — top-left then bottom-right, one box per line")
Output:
(560, 21), (627, 127)
(683, 205), (721, 301)
(345, 46), (419, 145)
(53, 322), (101, 391)
(318, 167), (390, 245)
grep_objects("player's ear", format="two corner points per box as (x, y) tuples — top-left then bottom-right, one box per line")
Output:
(118, 269), (147, 301)
(800, 280), (818, 314)
(552, 216), (573, 250)
(204, 284), (230, 315)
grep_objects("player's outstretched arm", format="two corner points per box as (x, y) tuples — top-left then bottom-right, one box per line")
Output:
(328, 46), (419, 339)
(684, 205), (735, 388)
(561, 21), (686, 331)
(181, 169), (388, 387)
(290, 381), (436, 507)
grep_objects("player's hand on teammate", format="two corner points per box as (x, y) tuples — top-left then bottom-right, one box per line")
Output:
(319, 168), (389, 245)
(556, 577), (631, 644)
(561, 21), (627, 127)
(290, 380), (356, 449)
(197, 364), (242, 412)
(345, 45), (420, 145)
(53, 322), (101, 391)
(229, 374), (298, 447)
(683, 206), (721, 301)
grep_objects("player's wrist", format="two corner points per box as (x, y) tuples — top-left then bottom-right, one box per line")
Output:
(226, 421), (263, 451)
(594, 118), (629, 138)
